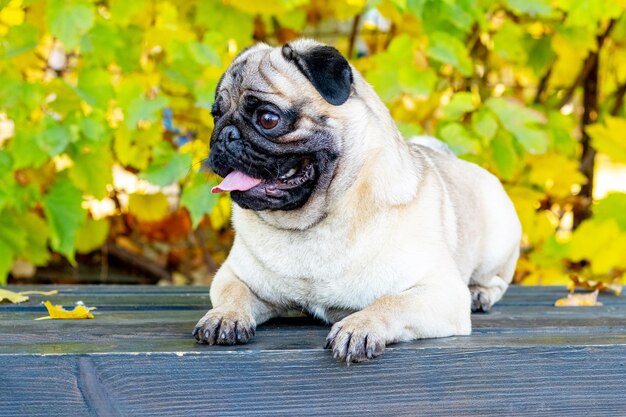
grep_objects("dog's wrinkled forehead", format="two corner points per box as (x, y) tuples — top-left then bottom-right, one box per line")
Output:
(216, 40), (353, 107)
(217, 44), (278, 94)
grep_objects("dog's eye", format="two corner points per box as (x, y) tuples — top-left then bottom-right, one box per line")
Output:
(258, 112), (280, 130)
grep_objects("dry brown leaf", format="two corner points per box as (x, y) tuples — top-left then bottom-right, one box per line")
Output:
(0, 289), (58, 304)
(36, 301), (95, 320)
(555, 290), (603, 307)
(567, 275), (622, 296)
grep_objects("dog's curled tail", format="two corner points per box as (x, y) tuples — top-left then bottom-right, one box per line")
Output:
(407, 135), (456, 157)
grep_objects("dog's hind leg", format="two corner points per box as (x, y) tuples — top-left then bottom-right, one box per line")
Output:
(469, 276), (509, 313)
(324, 268), (472, 364)
(469, 249), (518, 313)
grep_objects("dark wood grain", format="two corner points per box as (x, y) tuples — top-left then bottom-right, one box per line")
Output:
(1, 285), (625, 416)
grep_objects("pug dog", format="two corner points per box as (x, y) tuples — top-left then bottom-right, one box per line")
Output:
(192, 39), (522, 363)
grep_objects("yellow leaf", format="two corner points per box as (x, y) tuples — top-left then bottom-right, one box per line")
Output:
(508, 185), (554, 245)
(75, 218), (110, 254)
(527, 153), (587, 197)
(36, 300), (95, 320)
(179, 140), (209, 169)
(225, 0), (308, 15)
(555, 290), (602, 307)
(18, 290), (59, 296)
(586, 116), (626, 163)
(0, 289), (29, 303)
(0, 0), (26, 26)
(128, 193), (169, 222)
(0, 289), (58, 303)
(569, 219), (626, 274)
(209, 195), (232, 230)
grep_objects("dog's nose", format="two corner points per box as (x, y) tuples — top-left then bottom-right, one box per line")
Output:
(219, 125), (241, 142)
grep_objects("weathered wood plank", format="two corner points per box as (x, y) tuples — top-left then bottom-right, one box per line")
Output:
(1, 308), (625, 346)
(1, 346), (624, 417)
(1, 285), (625, 416)
(3, 284), (621, 298)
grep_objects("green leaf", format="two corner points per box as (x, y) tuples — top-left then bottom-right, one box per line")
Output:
(0, 210), (28, 283)
(407, 0), (427, 17)
(594, 193), (626, 231)
(0, 155), (11, 212)
(503, 0), (553, 17)
(559, 0), (624, 27)
(187, 42), (221, 67)
(397, 122), (424, 138)
(513, 126), (549, 154)
(1, 24), (39, 59)
(493, 21), (527, 63)
(0, 240), (14, 284)
(486, 98), (548, 154)
(427, 32), (473, 76)
(527, 36), (555, 76)
(8, 129), (49, 169)
(398, 66), (437, 97)
(124, 96), (168, 130)
(194, 79), (220, 109)
(42, 178), (85, 262)
(79, 115), (108, 142)
(366, 35), (418, 100)
(75, 218), (109, 253)
(46, 0), (95, 49)
(109, 0), (145, 26)
(181, 174), (219, 228)
(69, 145), (114, 199)
(443, 92), (477, 119)
(0, 211), (28, 254)
(546, 111), (577, 158)
(491, 132), (519, 180)
(113, 124), (161, 170)
(77, 68), (114, 108)
(196, 0), (254, 47)
(141, 148), (193, 187)
(438, 123), (480, 155)
(37, 118), (72, 157)
(471, 108), (498, 141)
(19, 213), (51, 265)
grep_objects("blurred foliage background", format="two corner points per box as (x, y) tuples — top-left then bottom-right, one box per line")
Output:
(0, 0), (625, 293)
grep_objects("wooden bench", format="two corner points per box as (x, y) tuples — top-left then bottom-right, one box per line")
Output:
(0, 285), (624, 416)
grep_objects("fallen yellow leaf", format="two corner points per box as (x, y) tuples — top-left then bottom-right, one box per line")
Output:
(0, 289), (29, 303)
(18, 290), (59, 296)
(36, 301), (96, 320)
(555, 290), (603, 307)
(0, 289), (60, 304)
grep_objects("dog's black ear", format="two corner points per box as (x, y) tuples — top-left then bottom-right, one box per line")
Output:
(282, 44), (353, 106)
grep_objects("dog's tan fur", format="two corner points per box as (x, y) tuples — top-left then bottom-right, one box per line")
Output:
(194, 39), (522, 363)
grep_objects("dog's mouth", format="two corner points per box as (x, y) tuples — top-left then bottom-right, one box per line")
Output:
(212, 157), (315, 198)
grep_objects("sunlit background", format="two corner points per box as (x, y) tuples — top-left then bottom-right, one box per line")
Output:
(0, 0), (625, 295)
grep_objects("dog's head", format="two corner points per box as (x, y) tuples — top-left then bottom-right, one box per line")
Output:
(208, 39), (415, 229)
(209, 40), (358, 208)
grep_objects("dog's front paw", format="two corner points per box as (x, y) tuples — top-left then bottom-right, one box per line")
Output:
(324, 313), (386, 364)
(192, 309), (256, 345)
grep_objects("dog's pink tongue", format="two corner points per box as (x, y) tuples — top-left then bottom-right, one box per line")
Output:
(211, 171), (262, 193)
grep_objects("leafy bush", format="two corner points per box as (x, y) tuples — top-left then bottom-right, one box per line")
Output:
(0, 0), (625, 290)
